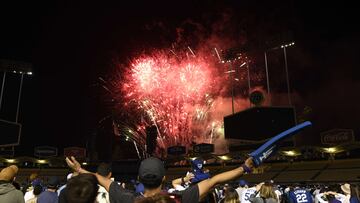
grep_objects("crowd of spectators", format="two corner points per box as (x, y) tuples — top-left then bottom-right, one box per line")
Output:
(0, 156), (359, 203)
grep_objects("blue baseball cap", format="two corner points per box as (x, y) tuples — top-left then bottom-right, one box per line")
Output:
(239, 179), (248, 187)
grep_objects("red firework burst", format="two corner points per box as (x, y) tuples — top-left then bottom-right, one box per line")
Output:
(116, 49), (255, 156)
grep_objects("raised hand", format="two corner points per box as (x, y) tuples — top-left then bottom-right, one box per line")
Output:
(245, 157), (254, 169)
(65, 156), (81, 172)
(184, 172), (195, 182)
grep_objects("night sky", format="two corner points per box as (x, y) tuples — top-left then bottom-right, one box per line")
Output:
(0, 0), (359, 156)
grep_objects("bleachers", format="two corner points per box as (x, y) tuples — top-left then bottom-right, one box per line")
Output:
(314, 168), (360, 182)
(286, 161), (327, 171)
(327, 159), (360, 169)
(242, 172), (278, 183)
(274, 170), (319, 183)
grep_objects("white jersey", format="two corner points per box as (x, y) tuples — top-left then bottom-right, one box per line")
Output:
(241, 187), (257, 203)
(236, 187), (246, 201)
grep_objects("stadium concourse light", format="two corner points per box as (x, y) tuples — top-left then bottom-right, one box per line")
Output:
(37, 159), (47, 164)
(323, 147), (342, 154)
(6, 159), (16, 163)
(282, 150), (300, 157)
(217, 155), (232, 161)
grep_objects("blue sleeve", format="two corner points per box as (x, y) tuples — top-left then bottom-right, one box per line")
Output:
(307, 192), (313, 203)
(289, 192), (296, 203)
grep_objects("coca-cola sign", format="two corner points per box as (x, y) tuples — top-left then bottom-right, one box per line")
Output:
(321, 129), (354, 145)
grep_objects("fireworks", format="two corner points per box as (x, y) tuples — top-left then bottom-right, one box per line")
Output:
(115, 48), (257, 156)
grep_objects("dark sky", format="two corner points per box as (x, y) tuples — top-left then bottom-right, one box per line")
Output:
(0, 0), (359, 156)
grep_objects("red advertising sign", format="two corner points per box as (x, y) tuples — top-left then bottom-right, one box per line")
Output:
(64, 147), (86, 159)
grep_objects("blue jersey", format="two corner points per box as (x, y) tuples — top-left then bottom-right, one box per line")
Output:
(289, 189), (313, 203)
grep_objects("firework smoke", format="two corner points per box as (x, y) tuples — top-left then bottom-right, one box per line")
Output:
(114, 47), (258, 156)
(112, 14), (268, 156)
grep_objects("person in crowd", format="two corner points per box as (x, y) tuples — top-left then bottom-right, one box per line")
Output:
(236, 179), (248, 201)
(316, 185), (346, 203)
(222, 187), (240, 203)
(24, 177), (43, 202)
(65, 173), (99, 203)
(341, 183), (351, 203)
(134, 193), (176, 203)
(0, 165), (24, 203)
(313, 185), (322, 203)
(96, 163), (112, 203)
(57, 173), (74, 196)
(171, 172), (194, 191)
(249, 182), (278, 203)
(37, 176), (60, 203)
(241, 182), (263, 203)
(22, 173), (40, 195)
(350, 184), (360, 203)
(66, 155), (254, 203)
(25, 184), (43, 203)
(288, 185), (313, 203)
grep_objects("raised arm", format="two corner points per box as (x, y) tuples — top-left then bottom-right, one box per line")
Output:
(65, 156), (113, 191)
(172, 172), (194, 188)
(196, 157), (254, 200)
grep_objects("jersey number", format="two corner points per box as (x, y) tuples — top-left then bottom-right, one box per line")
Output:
(296, 194), (307, 203)
(244, 192), (251, 201)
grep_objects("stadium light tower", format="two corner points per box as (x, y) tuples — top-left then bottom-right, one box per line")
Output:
(0, 59), (32, 154)
(264, 42), (295, 106)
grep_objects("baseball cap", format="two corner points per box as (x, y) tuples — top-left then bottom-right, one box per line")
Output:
(0, 165), (18, 181)
(32, 178), (42, 187)
(135, 183), (145, 193)
(239, 180), (248, 187)
(138, 157), (165, 184)
(47, 176), (60, 188)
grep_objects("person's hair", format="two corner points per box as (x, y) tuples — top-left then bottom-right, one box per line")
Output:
(140, 175), (163, 189)
(259, 183), (278, 200)
(96, 163), (112, 177)
(66, 174), (99, 203)
(351, 184), (360, 201)
(135, 193), (176, 203)
(33, 184), (43, 196)
(29, 173), (38, 181)
(12, 181), (21, 190)
(224, 187), (240, 203)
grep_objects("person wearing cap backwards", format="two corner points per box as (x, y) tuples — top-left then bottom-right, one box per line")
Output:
(0, 165), (24, 203)
(66, 156), (254, 203)
(235, 179), (248, 200)
(37, 176), (60, 203)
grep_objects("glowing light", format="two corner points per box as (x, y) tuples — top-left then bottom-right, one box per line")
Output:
(218, 155), (232, 161)
(325, 147), (337, 153)
(38, 160), (47, 164)
(284, 151), (296, 156)
(82, 162), (88, 165)
(6, 159), (16, 163)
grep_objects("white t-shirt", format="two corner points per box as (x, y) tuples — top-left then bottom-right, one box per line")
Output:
(97, 185), (110, 203)
(313, 189), (321, 203)
(24, 189), (35, 202)
(241, 187), (257, 203)
(275, 189), (282, 203)
(316, 193), (346, 203)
